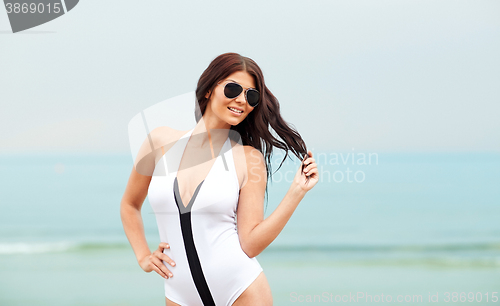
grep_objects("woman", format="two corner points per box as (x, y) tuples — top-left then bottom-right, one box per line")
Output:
(121, 52), (319, 306)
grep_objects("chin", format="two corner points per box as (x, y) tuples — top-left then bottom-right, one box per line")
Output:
(225, 114), (244, 124)
(227, 118), (243, 126)
(228, 120), (241, 126)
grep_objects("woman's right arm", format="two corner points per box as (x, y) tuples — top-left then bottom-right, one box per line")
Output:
(120, 167), (176, 279)
(120, 128), (177, 279)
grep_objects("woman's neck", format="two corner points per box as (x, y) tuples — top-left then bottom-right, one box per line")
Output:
(191, 115), (231, 157)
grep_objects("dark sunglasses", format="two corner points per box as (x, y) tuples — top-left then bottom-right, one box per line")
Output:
(218, 81), (260, 107)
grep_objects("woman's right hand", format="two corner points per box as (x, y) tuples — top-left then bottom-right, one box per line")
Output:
(138, 242), (176, 279)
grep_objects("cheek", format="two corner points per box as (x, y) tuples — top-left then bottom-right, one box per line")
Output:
(241, 110), (252, 120)
(211, 99), (225, 113)
(214, 101), (232, 118)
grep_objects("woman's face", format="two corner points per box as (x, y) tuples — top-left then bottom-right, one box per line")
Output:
(205, 70), (257, 127)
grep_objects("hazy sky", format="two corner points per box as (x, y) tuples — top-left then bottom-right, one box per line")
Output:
(1, 0), (499, 154)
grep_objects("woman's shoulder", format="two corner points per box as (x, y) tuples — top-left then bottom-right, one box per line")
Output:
(134, 126), (190, 176)
(242, 145), (264, 160)
(229, 142), (263, 159)
(240, 145), (266, 172)
(229, 144), (266, 189)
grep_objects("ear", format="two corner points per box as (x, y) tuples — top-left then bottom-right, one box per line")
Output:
(205, 90), (211, 99)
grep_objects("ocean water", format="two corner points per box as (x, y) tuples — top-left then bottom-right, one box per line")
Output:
(0, 152), (499, 305)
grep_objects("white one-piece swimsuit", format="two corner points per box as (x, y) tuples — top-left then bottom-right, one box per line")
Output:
(147, 128), (263, 306)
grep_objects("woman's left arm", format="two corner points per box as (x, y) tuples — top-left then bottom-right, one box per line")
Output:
(237, 148), (318, 258)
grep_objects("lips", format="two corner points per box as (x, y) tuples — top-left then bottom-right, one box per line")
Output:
(227, 106), (244, 114)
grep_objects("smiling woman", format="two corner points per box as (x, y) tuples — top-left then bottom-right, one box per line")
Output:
(204, 71), (258, 123)
(120, 52), (319, 306)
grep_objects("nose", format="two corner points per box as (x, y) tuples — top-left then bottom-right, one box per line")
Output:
(235, 90), (246, 105)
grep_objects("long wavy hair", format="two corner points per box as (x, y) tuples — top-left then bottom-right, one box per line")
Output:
(195, 52), (307, 210)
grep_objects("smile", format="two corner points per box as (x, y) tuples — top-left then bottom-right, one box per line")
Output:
(227, 107), (243, 115)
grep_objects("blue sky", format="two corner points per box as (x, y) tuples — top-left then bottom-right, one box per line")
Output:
(1, 0), (499, 153)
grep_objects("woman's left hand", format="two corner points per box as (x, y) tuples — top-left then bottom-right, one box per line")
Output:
(293, 150), (319, 192)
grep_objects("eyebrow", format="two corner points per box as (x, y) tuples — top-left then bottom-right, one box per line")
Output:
(226, 79), (256, 90)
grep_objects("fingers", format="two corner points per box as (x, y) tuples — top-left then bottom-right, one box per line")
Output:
(302, 151), (316, 177)
(158, 252), (176, 267)
(302, 151), (314, 166)
(157, 242), (176, 267)
(151, 253), (174, 279)
(158, 242), (170, 251)
(298, 151), (319, 190)
(150, 259), (169, 279)
(305, 166), (319, 179)
(153, 242), (176, 279)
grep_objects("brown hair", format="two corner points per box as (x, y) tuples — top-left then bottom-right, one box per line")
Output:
(195, 52), (307, 210)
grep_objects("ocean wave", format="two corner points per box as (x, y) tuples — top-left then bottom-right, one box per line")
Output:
(263, 243), (500, 268)
(266, 242), (500, 252)
(293, 256), (500, 268)
(2, 241), (500, 269)
(2, 241), (500, 255)
(0, 242), (129, 254)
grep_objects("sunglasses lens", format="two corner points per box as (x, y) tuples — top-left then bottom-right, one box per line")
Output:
(246, 89), (260, 107)
(224, 82), (243, 99)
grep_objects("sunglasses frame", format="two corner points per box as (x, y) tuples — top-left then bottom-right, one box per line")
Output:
(217, 80), (260, 107)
